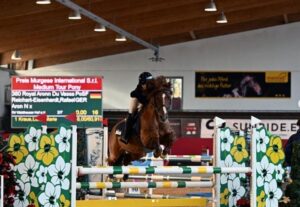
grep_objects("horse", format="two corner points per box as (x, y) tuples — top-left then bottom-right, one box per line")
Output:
(224, 75), (262, 97)
(107, 76), (176, 167)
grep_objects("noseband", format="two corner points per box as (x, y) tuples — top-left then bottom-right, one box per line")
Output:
(152, 89), (171, 123)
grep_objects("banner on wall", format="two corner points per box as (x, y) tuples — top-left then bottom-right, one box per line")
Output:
(200, 118), (299, 139)
(181, 118), (200, 137)
(195, 71), (291, 98)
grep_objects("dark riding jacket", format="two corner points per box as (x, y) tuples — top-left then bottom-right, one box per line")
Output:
(285, 129), (300, 166)
(130, 84), (148, 105)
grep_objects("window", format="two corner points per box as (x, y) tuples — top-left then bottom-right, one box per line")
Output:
(167, 77), (183, 110)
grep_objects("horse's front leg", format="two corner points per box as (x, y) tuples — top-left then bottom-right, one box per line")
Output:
(153, 144), (163, 158)
(141, 129), (162, 158)
(161, 130), (176, 157)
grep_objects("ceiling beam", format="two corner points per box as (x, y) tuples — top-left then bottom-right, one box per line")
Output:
(1, 0), (299, 65)
(0, 1), (205, 52)
(56, 0), (159, 55)
(34, 43), (144, 68)
(0, 0), (288, 52)
(0, 0), (203, 43)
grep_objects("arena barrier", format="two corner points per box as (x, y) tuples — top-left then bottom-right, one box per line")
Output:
(8, 117), (284, 207)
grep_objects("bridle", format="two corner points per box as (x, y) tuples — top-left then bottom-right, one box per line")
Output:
(151, 89), (171, 123)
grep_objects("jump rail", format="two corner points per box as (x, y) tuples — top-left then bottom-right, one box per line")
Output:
(77, 166), (252, 175)
(76, 181), (214, 189)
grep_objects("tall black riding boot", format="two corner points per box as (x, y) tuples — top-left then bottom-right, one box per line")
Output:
(120, 113), (134, 144)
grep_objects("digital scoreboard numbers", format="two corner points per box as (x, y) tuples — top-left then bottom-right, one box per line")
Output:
(11, 76), (103, 128)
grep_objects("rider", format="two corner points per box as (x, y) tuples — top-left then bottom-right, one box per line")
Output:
(120, 72), (154, 144)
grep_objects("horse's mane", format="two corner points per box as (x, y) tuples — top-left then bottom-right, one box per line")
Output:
(145, 76), (172, 99)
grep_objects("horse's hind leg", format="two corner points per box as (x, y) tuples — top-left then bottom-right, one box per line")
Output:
(107, 133), (125, 166)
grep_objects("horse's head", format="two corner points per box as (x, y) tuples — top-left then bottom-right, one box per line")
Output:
(146, 76), (172, 122)
(240, 76), (262, 96)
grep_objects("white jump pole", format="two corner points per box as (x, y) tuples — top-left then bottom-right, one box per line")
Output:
(0, 175), (3, 207)
(78, 166), (251, 175)
(76, 181), (214, 189)
(71, 125), (78, 207)
(250, 116), (262, 207)
(213, 117), (226, 207)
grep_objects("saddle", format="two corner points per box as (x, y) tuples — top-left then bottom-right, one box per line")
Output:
(116, 113), (140, 138)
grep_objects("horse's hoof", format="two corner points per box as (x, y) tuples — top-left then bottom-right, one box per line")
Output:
(123, 174), (129, 181)
(107, 175), (114, 182)
(154, 151), (161, 158)
(160, 154), (166, 159)
(160, 153), (168, 159)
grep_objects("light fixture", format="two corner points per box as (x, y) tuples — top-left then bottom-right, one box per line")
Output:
(204, 0), (217, 12)
(94, 24), (106, 32)
(115, 34), (127, 42)
(11, 50), (22, 61)
(36, 0), (51, 4)
(216, 12), (227, 23)
(68, 10), (81, 20)
(298, 100), (300, 108)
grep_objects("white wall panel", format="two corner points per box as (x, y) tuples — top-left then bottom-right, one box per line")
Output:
(16, 22), (300, 111)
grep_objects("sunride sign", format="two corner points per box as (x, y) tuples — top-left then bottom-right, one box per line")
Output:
(201, 118), (299, 139)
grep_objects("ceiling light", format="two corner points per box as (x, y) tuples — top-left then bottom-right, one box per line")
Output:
(115, 34), (127, 42)
(94, 24), (106, 32)
(204, 0), (217, 12)
(11, 50), (22, 61)
(36, 0), (51, 4)
(68, 10), (81, 20)
(216, 12), (227, 23)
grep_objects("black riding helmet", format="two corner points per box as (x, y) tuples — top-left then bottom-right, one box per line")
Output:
(139, 72), (153, 85)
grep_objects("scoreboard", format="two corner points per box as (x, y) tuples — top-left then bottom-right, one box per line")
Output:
(11, 76), (103, 128)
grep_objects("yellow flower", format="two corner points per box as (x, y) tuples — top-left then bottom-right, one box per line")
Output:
(7, 134), (28, 164)
(256, 191), (266, 207)
(36, 135), (59, 165)
(60, 194), (70, 207)
(230, 136), (249, 163)
(220, 188), (229, 205)
(29, 192), (39, 207)
(266, 136), (285, 164)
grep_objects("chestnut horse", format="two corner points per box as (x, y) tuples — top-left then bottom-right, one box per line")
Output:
(107, 76), (176, 166)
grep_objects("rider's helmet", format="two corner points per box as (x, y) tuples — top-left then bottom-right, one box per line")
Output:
(139, 72), (153, 85)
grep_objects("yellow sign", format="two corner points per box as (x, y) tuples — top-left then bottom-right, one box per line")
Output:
(265, 72), (289, 83)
